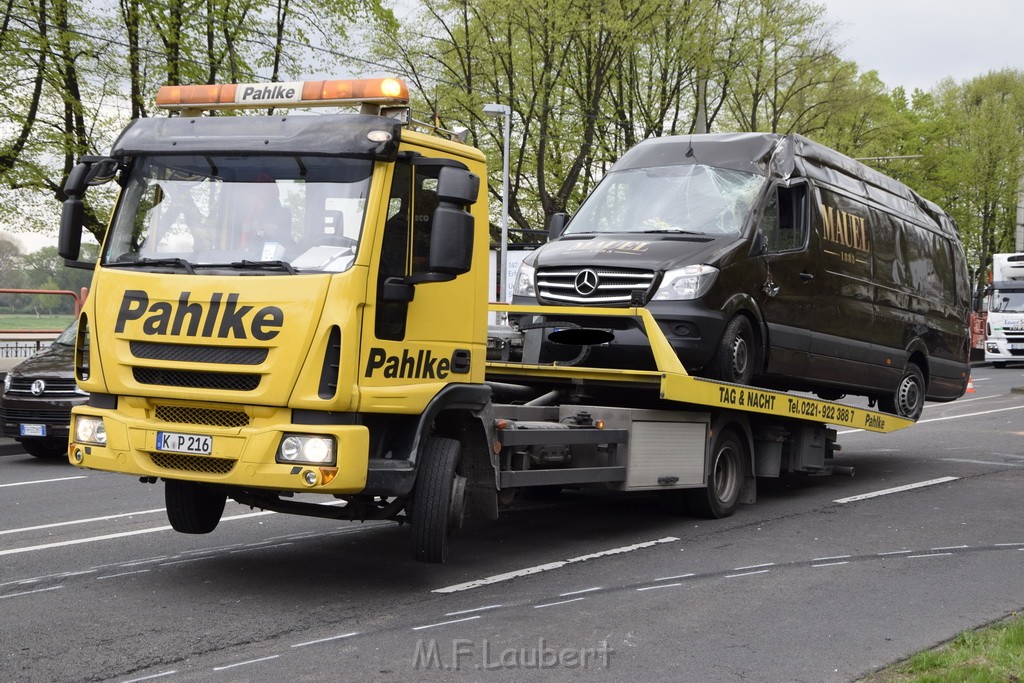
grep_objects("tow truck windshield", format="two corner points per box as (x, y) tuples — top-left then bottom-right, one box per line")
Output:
(563, 163), (763, 236)
(103, 154), (373, 274)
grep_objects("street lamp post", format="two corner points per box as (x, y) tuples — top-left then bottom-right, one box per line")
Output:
(483, 103), (511, 302)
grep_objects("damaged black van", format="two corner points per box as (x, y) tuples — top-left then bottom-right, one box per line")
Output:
(510, 133), (971, 420)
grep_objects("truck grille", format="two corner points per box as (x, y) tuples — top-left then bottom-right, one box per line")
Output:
(536, 267), (656, 306)
(130, 341), (267, 365)
(154, 405), (250, 428)
(150, 452), (237, 474)
(133, 367), (260, 391)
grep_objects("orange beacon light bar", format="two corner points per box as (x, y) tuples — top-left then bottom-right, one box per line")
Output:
(156, 77), (410, 112)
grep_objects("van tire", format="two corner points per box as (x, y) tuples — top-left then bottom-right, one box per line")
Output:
(993, 361), (1007, 369)
(165, 480), (226, 534)
(879, 362), (925, 420)
(710, 315), (758, 385)
(20, 439), (68, 459)
(410, 437), (466, 564)
(686, 428), (746, 518)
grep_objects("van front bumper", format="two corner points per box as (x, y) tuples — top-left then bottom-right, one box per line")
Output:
(509, 297), (728, 369)
(67, 402), (370, 494)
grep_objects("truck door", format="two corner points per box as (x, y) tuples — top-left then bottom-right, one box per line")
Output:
(358, 151), (482, 413)
(759, 181), (817, 378)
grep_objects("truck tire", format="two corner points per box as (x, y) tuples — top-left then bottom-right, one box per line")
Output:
(686, 428), (745, 519)
(410, 437), (466, 563)
(709, 315), (757, 385)
(165, 480), (226, 534)
(879, 362), (925, 420)
(20, 439), (68, 459)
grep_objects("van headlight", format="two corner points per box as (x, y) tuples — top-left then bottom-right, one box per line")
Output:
(512, 262), (536, 297)
(3, 374), (11, 393)
(74, 415), (107, 445)
(651, 265), (719, 301)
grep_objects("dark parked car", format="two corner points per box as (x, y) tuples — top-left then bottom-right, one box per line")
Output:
(0, 320), (86, 459)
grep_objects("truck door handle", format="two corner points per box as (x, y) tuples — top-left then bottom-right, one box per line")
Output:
(799, 271), (815, 282)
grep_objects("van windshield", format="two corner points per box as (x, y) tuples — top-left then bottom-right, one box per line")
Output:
(564, 164), (763, 236)
(103, 154), (373, 274)
(990, 289), (1024, 313)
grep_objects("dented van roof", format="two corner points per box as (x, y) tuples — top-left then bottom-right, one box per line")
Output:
(614, 133), (958, 240)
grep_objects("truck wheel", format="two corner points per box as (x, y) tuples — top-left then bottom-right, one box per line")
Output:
(687, 428), (745, 519)
(710, 316), (757, 385)
(879, 362), (925, 420)
(411, 437), (466, 563)
(165, 480), (226, 534)
(21, 439), (68, 459)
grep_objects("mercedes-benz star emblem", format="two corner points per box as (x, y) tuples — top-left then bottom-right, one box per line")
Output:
(30, 379), (46, 396)
(574, 269), (600, 296)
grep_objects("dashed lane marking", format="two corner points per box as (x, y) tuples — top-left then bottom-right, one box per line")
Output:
(833, 476), (959, 503)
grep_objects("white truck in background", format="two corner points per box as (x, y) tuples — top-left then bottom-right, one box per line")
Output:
(984, 253), (1024, 367)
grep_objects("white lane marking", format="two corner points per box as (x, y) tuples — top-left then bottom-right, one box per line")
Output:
(932, 545), (969, 551)
(0, 476), (87, 488)
(97, 569), (150, 580)
(291, 632), (359, 648)
(812, 561), (849, 568)
(433, 536), (679, 594)
(0, 509), (283, 558)
(637, 582), (682, 592)
(909, 552), (953, 559)
(534, 597), (586, 609)
(0, 585), (64, 599)
(655, 572), (695, 582)
(228, 542), (293, 554)
(412, 615), (482, 631)
(159, 557), (212, 567)
(445, 605), (503, 616)
(725, 569), (770, 579)
(943, 458), (1024, 468)
(878, 550), (912, 556)
(812, 555), (851, 562)
(996, 542), (1024, 547)
(0, 508), (165, 536)
(121, 670), (178, 683)
(837, 401), (1022, 434)
(994, 453), (1024, 460)
(117, 557), (170, 568)
(559, 587), (602, 597)
(833, 476), (959, 504)
(213, 655), (279, 671)
(733, 562), (774, 571)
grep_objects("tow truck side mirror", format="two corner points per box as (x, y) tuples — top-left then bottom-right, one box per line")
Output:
(59, 161), (92, 262)
(428, 167), (479, 278)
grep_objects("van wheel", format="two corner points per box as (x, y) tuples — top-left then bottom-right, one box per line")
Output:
(410, 437), (466, 564)
(165, 480), (226, 534)
(686, 428), (746, 519)
(879, 362), (925, 420)
(710, 315), (758, 385)
(21, 439), (68, 459)
(993, 361), (1007, 369)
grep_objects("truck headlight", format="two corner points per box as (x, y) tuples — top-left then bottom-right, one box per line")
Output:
(651, 265), (719, 301)
(512, 262), (536, 297)
(277, 434), (336, 466)
(74, 415), (107, 445)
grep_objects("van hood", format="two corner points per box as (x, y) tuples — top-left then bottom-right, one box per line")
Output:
(529, 233), (739, 271)
(8, 342), (75, 379)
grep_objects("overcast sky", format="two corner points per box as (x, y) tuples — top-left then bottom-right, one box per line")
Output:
(819, 0), (1023, 93)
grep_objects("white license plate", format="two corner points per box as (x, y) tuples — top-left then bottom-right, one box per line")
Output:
(20, 424), (46, 437)
(156, 431), (212, 455)
(1009, 343), (1024, 350)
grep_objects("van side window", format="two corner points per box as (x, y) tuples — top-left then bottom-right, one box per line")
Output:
(763, 184), (807, 252)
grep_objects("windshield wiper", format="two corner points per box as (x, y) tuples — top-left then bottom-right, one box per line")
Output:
(107, 257), (195, 274)
(640, 228), (708, 235)
(228, 259), (298, 275)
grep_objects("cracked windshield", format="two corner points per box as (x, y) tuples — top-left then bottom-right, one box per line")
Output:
(564, 163), (763, 236)
(103, 154), (373, 273)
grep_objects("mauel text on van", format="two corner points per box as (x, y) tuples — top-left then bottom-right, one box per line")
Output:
(821, 204), (870, 253)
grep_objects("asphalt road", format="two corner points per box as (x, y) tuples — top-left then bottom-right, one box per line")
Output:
(2, 366), (1023, 682)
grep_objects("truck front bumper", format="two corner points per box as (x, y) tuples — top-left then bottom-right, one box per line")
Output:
(67, 400), (370, 494)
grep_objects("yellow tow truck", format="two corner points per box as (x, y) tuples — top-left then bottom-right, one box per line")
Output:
(58, 77), (912, 563)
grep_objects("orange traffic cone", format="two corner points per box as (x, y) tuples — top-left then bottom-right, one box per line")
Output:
(966, 378), (976, 393)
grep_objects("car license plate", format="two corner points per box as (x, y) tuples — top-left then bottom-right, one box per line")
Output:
(19, 424), (46, 437)
(156, 431), (212, 455)
(1009, 343), (1024, 350)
